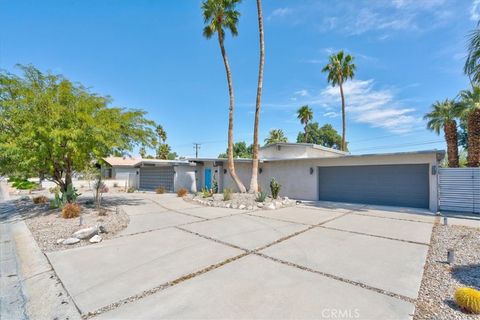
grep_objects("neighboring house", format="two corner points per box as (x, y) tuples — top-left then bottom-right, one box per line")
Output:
(102, 143), (445, 212)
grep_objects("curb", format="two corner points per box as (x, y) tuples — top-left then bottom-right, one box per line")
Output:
(11, 220), (82, 320)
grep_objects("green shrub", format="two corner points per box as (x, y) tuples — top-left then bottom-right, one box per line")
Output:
(127, 187), (135, 193)
(255, 191), (267, 202)
(201, 187), (213, 198)
(270, 178), (281, 199)
(223, 188), (232, 201)
(10, 178), (37, 190)
(49, 185), (80, 209)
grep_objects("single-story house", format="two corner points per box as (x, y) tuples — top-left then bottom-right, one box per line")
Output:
(102, 143), (445, 212)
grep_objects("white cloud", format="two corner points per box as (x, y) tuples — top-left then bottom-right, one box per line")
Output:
(319, 80), (420, 133)
(268, 7), (292, 21)
(324, 111), (339, 118)
(294, 89), (309, 96)
(471, 0), (480, 21)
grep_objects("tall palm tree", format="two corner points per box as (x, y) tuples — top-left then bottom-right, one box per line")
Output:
(156, 125), (167, 143)
(249, 0), (265, 193)
(264, 129), (288, 145)
(297, 105), (313, 142)
(424, 99), (462, 168)
(459, 86), (480, 167)
(464, 23), (480, 85)
(321, 50), (356, 151)
(202, 0), (246, 192)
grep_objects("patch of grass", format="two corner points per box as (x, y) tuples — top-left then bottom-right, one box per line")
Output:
(223, 188), (232, 201)
(61, 203), (81, 219)
(32, 196), (48, 204)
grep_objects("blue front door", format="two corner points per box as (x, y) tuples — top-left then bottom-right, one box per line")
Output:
(205, 168), (212, 189)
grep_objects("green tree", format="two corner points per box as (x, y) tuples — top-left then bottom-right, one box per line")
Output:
(264, 129), (288, 145)
(218, 141), (253, 158)
(0, 65), (156, 192)
(464, 23), (480, 84)
(249, 0), (265, 193)
(459, 87), (480, 167)
(202, 0), (246, 192)
(297, 105), (313, 141)
(322, 50), (356, 151)
(424, 99), (462, 168)
(139, 146), (147, 158)
(296, 123), (345, 150)
(156, 143), (171, 160)
(156, 125), (167, 143)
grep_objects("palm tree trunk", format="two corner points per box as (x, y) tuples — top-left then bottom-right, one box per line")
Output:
(218, 32), (246, 192)
(249, 0), (265, 193)
(467, 109), (480, 167)
(339, 81), (346, 151)
(444, 120), (459, 168)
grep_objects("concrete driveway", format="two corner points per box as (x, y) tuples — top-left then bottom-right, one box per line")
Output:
(46, 194), (436, 319)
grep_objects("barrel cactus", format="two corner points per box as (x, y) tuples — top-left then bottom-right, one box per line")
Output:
(454, 287), (480, 314)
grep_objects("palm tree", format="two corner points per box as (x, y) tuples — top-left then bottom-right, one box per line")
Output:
(156, 143), (171, 160)
(321, 50), (356, 151)
(297, 105), (313, 142)
(459, 86), (480, 167)
(202, 0), (246, 192)
(156, 125), (167, 143)
(424, 99), (462, 168)
(264, 129), (288, 145)
(464, 23), (480, 85)
(249, 0), (265, 193)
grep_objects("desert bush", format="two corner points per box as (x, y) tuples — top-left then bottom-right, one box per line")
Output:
(255, 191), (267, 202)
(32, 195), (48, 204)
(127, 187), (135, 193)
(10, 178), (38, 190)
(223, 188), (232, 201)
(201, 187), (213, 198)
(270, 178), (281, 199)
(177, 188), (188, 197)
(49, 186), (61, 194)
(49, 185), (80, 209)
(155, 186), (165, 194)
(113, 182), (119, 188)
(455, 287), (480, 314)
(61, 203), (81, 219)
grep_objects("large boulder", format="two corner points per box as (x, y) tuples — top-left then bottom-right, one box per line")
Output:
(72, 226), (98, 239)
(264, 203), (276, 210)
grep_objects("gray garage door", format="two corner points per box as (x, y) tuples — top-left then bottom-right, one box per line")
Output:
(139, 166), (175, 191)
(318, 164), (429, 209)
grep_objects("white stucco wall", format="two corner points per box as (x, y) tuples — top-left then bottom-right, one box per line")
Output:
(222, 162), (253, 192)
(174, 165), (197, 193)
(257, 153), (440, 211)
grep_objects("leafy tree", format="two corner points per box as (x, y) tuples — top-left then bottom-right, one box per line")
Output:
(218, 141), (253, 158)
(297, 105), (313, 141)
(296, 123), (345, 150)
(459, 86), (480, 167)
(264, 129), (288, 145)
(322, 50), (356, 151)
(0, 65), (156, 191)
(424, 99), (462, 167)
(202, 0), (246, 192)
(168, 152), (178, 160)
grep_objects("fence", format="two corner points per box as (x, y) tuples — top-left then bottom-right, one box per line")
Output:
(438, 168), (480, 214)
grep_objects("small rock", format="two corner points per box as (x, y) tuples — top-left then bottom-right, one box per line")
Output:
(238, 204), (246, 210)
(62, 237), (80, 245)
(98, 225), (107, 234)
(283, 197), (289, 201)
(265, 203), (276, 210)
(72, 226), (98, 239)
(89, 235), (102, 243)
(226, 203), (232, 208)
(247, 205), (254, 210)
(56, 238), (65, 245)
(257, 202), (264, 208)
(231, 203), (238, 209)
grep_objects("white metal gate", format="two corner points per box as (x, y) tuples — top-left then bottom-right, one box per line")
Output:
(438, 168), (480, 214)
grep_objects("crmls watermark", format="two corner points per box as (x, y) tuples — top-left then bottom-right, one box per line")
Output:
(321, 308), (360, 319)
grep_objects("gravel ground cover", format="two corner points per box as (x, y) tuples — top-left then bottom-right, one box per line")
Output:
(187, 192), (297, 210)
(414, 223), (480, 319)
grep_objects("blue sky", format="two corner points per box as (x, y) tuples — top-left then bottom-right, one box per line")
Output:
(0, 0), (477, 157)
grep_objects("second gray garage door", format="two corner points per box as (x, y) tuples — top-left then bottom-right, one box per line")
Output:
(139, 166), (175, 191)
(318, 164), (429, 209)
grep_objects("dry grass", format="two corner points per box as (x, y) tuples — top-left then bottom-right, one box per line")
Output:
(155, 186), (165, 194)
(61, 203), (81, 219)
(177, 188), (188, 197)
(32, 195), (48, 204)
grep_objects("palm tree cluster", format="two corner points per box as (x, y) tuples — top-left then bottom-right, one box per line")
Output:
(424, 23), (480, 168)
